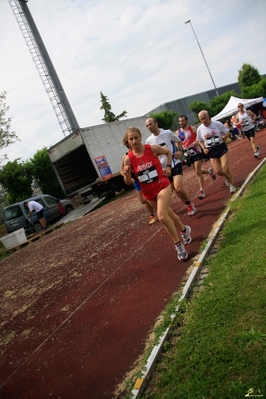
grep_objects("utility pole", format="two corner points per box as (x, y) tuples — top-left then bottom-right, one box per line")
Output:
(185, 19), (219, 97)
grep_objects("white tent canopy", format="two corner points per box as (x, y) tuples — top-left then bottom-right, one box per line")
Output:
(212, 96), (264, 121)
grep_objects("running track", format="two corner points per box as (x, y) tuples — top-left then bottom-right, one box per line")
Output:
(0, 129), (265, 399)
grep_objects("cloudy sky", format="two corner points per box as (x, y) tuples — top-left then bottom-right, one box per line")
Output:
(0, 0), (265, 163)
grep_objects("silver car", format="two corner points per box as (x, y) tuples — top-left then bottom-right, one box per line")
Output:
(3, 194), (73, 234)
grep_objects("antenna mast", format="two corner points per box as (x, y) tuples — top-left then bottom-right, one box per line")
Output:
(9, 0), (80, 137)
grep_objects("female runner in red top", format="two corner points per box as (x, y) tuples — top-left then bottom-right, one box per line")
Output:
(122, 126), (192, 261)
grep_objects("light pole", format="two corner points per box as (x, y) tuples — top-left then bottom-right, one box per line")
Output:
(185, 19), (219, 96)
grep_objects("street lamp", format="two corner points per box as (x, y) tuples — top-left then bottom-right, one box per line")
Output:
(185, 19), (219, 96)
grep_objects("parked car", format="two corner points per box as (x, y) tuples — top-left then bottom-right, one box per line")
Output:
(3, 194), (73, 234)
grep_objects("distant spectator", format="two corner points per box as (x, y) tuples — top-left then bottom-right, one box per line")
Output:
(230, 114), (243, 139)
(224, 119), (241, 141)
(24, 200), (47, 230)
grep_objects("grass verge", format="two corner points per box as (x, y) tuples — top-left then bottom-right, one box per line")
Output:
(138, 164), (266, 399)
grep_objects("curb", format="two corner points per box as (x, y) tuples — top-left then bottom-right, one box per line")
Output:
(130, 156), (266, 398)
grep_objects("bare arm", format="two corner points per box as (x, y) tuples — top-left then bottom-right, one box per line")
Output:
(247, 110), (257, 123)
(151, 145), (172, 176)
(191, 125), (197, 134)
(120, 154), (127, 176)
(173, 132), (183, 158)
(191, 125), (200, 146)
(196, 129), (209, 154)
(123, 155), (133, 185)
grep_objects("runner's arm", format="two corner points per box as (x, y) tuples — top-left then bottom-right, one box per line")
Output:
(151, 145), (172, 176)
(123, 156), (132, 185)
(247, 110), (257, 123)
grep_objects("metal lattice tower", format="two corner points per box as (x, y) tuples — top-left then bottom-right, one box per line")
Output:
(9, 0), (80, 137)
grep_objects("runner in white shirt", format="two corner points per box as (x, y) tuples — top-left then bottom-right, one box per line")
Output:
(196, 110), (237, 194)
(145, 117), (197, 216)
(235, 103), (261, 158)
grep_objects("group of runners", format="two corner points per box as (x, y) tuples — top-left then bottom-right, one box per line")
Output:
(121, 104), (261, 262)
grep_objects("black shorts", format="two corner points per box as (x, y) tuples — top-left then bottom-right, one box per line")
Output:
(186, 152), (204, 165)
(169, 162), (182, 183)
(244, 127), (255, 141)
(208, 142), (228, 159)
(37, 209), (44, 219)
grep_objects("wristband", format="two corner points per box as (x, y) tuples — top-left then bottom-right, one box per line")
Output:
(166, 164), (171, 168)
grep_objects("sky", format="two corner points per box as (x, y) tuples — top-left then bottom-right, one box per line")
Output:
(0, 0), (265, 164)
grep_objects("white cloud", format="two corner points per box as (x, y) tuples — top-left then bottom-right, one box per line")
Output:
(0, 0), (265, 163)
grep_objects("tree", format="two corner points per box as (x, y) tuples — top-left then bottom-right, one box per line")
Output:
(30, 148), (64, 198)
(149, 110), (179, 130)
(238, 63), (261, 90)
(189, 100), (212, 122)
(100, 91), (127, 123)
(0, 160), (32, 203)
(0, 91), (20, 163)
(189, 90), (239, 122)
(241, 77), (266, 99)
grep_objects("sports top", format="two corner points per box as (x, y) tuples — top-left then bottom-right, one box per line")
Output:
(146, 129), (180, 169)
(127, 144), (170, 200)
(237, 109), (254, 132)
(196, 120), (229, 149)
(177, 126), (202, 155)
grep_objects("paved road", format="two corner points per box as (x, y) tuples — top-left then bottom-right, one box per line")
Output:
(0, 130), (265, 399)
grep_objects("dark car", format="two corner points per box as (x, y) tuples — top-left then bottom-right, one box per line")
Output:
(3, 194), (73, 234)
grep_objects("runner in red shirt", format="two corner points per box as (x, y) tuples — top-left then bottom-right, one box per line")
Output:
(123, 126), (192, 261)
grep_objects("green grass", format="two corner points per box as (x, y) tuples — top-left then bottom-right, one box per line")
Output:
(139, 164), (266, 399)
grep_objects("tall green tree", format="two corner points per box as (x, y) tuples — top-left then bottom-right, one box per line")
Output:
(149, 110), (179, 130)
(0, 160), (32, 203)
(238, 63), (261, 91)
(241, 77), (266, 99)
(0, 91), (20, 163)
(100, 91), (127, 123)
(30, 148), (64, 198)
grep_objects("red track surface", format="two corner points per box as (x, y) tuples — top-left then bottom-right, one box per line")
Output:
(0, 130), (265, 399)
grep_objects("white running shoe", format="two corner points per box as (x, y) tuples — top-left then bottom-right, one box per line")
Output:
(181, 225), (192, 245)
(175, 242), (188, 261)
(230, 184), (237, 194)
(186, 203), (197, 216)
(198, 189), (205, 199)
(208, 167), (216, 180)
(149, 215), (157, 225)
(254, 146), (261, 158)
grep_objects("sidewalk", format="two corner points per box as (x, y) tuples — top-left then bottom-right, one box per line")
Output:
(54, 197), (105, 225)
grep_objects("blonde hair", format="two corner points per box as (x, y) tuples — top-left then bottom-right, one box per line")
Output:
(123, 126), (142, 147)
